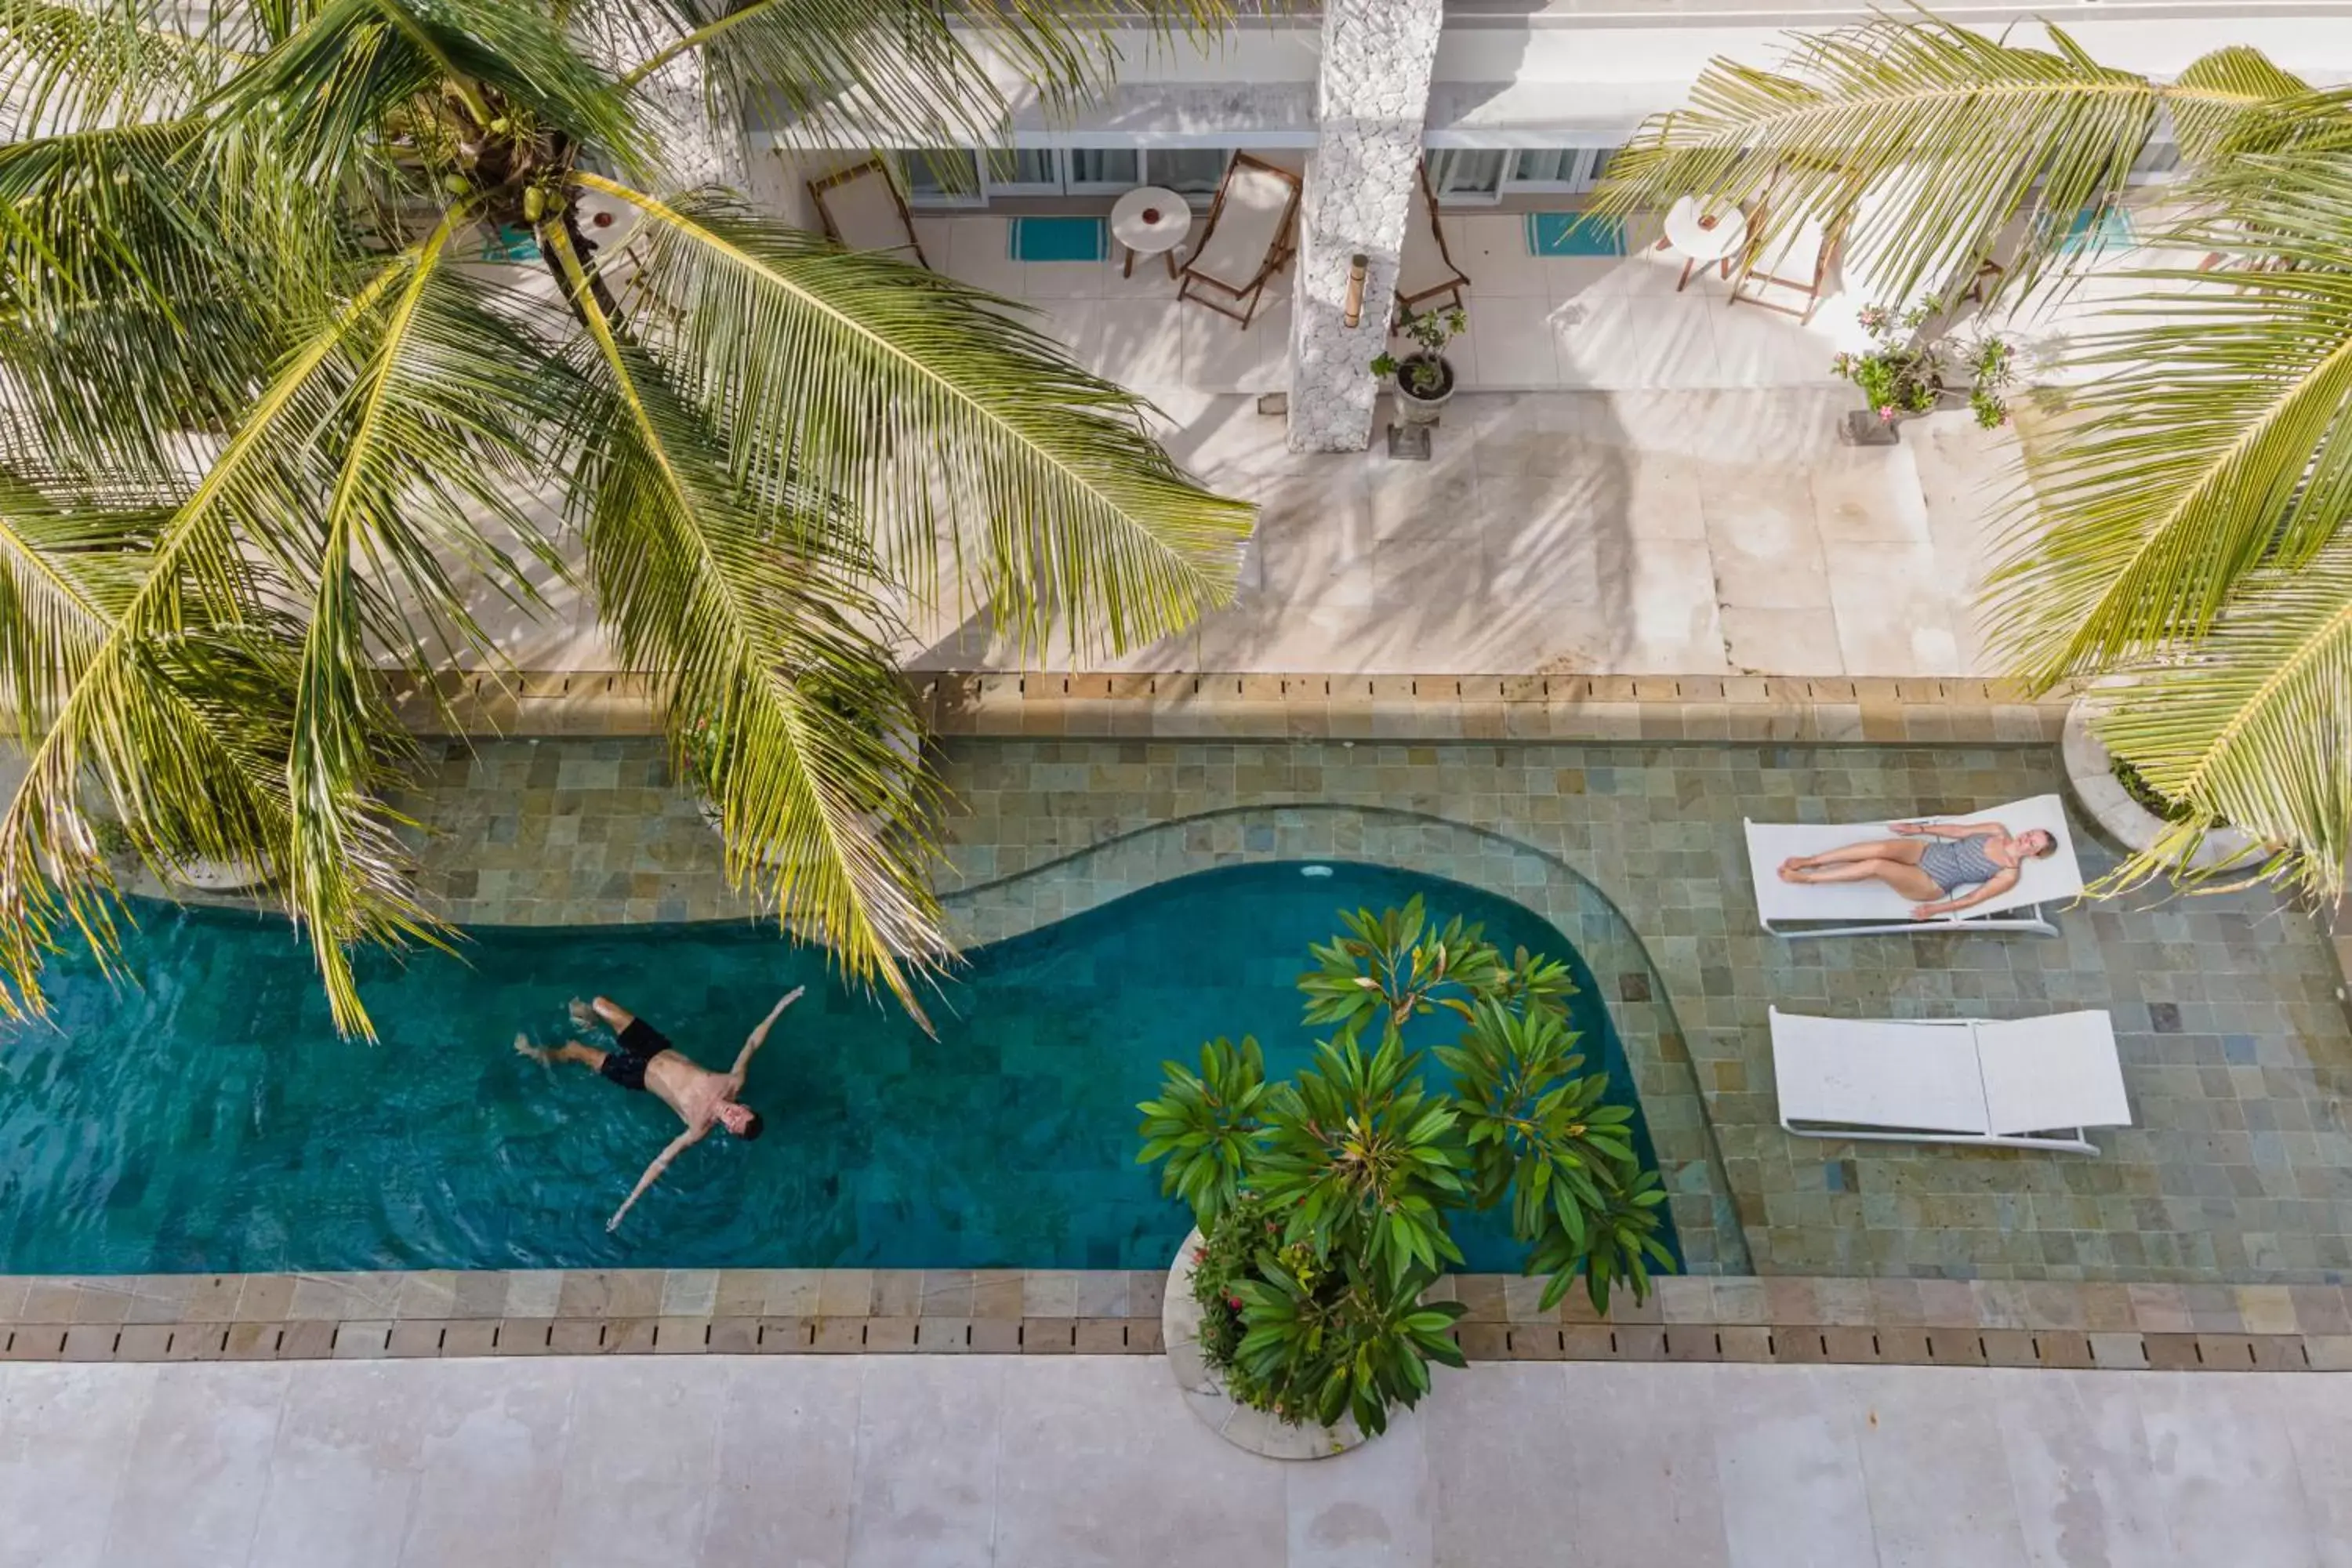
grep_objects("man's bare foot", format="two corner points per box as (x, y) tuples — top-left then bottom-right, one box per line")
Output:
(568, 997), (597, 1031)
(514, 1033), (550, 1064)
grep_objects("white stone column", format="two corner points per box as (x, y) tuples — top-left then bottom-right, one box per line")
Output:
(1286, 0), (1445, 454)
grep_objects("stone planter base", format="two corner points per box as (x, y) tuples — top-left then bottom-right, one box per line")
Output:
(2062, 699), (2258, 872)
(166, 858), (271, 894)
(1162, 1228), (1368, 1460)
(1838, 408), (1902, 446)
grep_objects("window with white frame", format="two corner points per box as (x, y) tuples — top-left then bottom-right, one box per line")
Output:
(1148, 147), (1232, 203)
(898, 145), (1236, 207)
(1427, 144), (1625, 204)
(898, 147), (984, 206)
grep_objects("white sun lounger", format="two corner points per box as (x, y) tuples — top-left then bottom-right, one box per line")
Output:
(1744, 793), (2082, 938)
(1769, 1008), (2130, 1155)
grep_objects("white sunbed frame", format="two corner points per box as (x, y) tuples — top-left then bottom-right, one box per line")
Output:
(1769, 1007), (2131, 1156)
(1744, 793), (2084, 938)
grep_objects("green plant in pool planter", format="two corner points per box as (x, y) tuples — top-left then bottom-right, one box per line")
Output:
(1371, 305), (1468, 398)
(1138, 895), (1672, 1436)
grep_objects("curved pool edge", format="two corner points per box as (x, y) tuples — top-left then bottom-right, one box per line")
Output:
(937, 803), (1748, 1277)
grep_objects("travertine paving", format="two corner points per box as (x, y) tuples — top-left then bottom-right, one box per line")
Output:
(452, 388), (2025, 680)
(2, 1356), (2345, 1568)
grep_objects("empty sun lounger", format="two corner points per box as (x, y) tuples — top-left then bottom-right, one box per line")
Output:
(807, 157), (929, 267)
(1396, 159), (1469, 323)
(1744, 793), (2082, 938)
(1178, 153), (1301, 327)
(1769, 1008), (2130, 1155)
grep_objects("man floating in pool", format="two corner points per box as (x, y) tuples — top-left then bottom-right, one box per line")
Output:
(516, 988), (803, 1232)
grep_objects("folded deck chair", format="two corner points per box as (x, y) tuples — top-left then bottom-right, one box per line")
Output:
(807, 157), (929, 267)
(1770, 1008), (2130, 1155)
(1731, 212), (1837, 324)
(1744, 793), (2083, 938)
(1178, 153), (1301, 327)
(1396, 159), (1469, 323)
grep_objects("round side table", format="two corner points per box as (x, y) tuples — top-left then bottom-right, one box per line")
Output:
(1111, 184), (1193, 280)
(1661, 194), (1749, 291)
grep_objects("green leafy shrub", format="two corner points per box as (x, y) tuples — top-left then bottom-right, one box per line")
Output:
(1370, 305), (1468, 397)
(1832, 301), (2013, 430)
(1138, 895), (1673, 1436)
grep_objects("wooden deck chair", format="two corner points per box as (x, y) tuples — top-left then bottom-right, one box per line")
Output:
(807, 157), (928, 267)
(1730, 206), (1841, 324)
(1178, 153), (1301, 327)
(1396, 159), (1470, 323)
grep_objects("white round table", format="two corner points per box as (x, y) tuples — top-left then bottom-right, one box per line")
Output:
(1661, 194), (1749, 289)
(1111, 185), (1192, 280)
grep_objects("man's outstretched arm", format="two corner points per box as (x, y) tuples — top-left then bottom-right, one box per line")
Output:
(730, 986), (806, 1080)
(608, 1126), (705, 1232)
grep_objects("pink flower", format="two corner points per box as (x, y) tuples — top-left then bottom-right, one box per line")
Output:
(1226, 1295), (1243, 1311)
(1876, 405), (1897, 423)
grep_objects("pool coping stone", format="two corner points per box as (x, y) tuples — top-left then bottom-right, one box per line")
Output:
(390, 670), (2070, 749)
(4, 1269), (2347, 1371)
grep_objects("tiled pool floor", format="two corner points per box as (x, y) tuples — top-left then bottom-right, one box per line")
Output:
(372, 735), (2352, 1286)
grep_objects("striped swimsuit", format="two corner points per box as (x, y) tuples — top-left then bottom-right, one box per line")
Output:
(1917, 836), (2003, 895)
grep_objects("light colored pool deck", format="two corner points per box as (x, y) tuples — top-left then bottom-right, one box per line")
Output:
(3, 1356), (2346, 1568)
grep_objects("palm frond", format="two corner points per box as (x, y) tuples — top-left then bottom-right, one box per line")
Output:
(282, 207), (575, 1031)
(216, 0), (647, 181)
(543, 219), (950, 1018)
(582, 176), (1252, 656)
(624, 0), (1237, 150)
(2085, 540), (2352, 902)
(1593, 15), (2161, 310)
(1986, 153), (2352, 681)
(2167, 46), (2319, 163)
(0, 466), (154, 741)
(0, 254), (420, 1028)
(0, 0), (246, 138)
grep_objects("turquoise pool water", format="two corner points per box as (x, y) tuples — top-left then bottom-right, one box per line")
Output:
(0, 862), (1675, 1275)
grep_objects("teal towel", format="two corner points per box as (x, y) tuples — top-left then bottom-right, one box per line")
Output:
(1525, 212), (1626, 258)
(479, 224), (540, 263)
(2056, 205), (2135, 257)
(1008, 216), (1109, 263)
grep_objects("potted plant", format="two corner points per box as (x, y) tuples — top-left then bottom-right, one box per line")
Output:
(1372, 304), (1468, 425)
(1138, 896), (1672, 1453)
(1832, 301), (2013, 444)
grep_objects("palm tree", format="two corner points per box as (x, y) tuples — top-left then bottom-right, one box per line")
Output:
(0, 0), (1254, 1036)
(1593, 14), (2352, 903)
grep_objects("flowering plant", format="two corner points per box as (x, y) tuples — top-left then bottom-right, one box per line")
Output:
(1831, 301), (2013, 430)
(1139, 897), (1671, 1436)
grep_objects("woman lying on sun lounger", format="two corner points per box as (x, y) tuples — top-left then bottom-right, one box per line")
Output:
(1777, 819), (2060, 920)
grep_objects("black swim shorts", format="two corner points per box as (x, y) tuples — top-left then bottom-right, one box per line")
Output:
(599, 1017), (674, 1092)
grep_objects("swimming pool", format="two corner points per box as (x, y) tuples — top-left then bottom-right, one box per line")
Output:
(0, 861), (1675, 1275)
